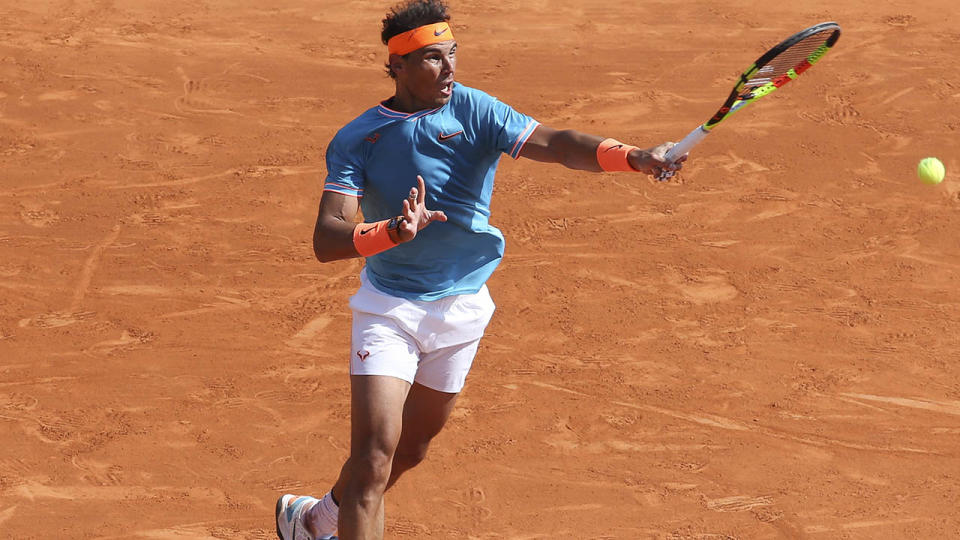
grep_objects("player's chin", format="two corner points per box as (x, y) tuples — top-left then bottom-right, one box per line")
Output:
(429, 94), (452, 108)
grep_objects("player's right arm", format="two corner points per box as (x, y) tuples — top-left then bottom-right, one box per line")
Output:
(520, 126), (684, 176)
(313, 175), (447, 263)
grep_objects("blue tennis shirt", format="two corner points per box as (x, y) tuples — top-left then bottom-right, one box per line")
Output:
(323, 83), (540, 301)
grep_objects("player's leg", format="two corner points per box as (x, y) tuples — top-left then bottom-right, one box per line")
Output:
(333, 300), (422, 539)
(384, 335), (483, 489)
(321, 341), (482, 538)
(293, 279), (492, 538)
(386, 381), (460, 490)
(338, 374), (411, 540)
(278, 374), (409, 540)
(324, 383), (457, 497)
(284, 299), (420, 540)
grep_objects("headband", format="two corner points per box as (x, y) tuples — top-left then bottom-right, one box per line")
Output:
(387, 22), (455, 56)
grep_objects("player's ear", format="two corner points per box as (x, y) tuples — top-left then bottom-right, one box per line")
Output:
(388, 53), (405, 77)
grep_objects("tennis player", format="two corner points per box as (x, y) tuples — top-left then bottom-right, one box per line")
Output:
(276, 1), (684, 539)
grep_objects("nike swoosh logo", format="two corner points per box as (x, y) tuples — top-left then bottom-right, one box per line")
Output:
(604, 144), (624, 152)
(438, 130), (463, 142)
(359, 227), (375, 235)
(434, 27), (448, 37)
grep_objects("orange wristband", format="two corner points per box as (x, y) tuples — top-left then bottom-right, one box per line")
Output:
(353, 219), (399, 257)
(597, 138), (639, 172)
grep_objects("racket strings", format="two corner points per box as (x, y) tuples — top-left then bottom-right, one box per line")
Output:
(743, 30), (836, 90)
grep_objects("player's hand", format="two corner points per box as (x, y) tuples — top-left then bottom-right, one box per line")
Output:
(396, 175), (447, 243)
(628, 142), (687, 178)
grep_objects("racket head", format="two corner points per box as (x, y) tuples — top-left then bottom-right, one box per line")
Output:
(705, 22), (841, 129)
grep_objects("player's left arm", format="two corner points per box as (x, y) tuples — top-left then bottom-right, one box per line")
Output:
(518, 125), (682, 176)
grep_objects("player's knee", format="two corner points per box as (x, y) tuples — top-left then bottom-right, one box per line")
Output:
(393, 442), (430, 471)
(350, 450), (394, 492)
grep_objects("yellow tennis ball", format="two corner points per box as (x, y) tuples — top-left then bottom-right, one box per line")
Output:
(917, 157), (945, 185)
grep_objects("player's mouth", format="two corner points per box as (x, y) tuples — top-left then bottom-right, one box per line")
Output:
(439, 79), (454, 97)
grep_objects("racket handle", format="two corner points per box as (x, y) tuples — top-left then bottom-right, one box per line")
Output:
(657, 125), (709, 181)
(665, 125), (709, 163)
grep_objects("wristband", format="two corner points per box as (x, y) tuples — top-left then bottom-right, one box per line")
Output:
(353, 217), (401, 257)
(597, 138), (640, 172)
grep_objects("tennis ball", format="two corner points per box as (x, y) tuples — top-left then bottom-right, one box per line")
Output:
(917, 157), (945, 185)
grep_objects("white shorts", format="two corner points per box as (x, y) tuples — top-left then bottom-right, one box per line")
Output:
(349, 270), (496, 393)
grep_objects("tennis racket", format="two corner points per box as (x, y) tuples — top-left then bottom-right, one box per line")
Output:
(659, 21), (842, 180)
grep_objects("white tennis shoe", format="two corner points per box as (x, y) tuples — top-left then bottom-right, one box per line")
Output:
(275, 494), (337, 540)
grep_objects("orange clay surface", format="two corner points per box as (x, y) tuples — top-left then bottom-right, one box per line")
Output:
(2, 1), (960, 538)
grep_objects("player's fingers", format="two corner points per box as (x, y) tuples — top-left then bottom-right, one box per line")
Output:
(407, 188), (418, 212)
(401, 215), (416, 234)
(430, 210), (448, 222)
(654, 142), (676, 158)
(416, 175), (427, 205)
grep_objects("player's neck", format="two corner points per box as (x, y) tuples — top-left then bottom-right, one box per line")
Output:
(389, 87), (431, 113)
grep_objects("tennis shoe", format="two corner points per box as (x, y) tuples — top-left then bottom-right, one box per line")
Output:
(275, 494), (338, 540)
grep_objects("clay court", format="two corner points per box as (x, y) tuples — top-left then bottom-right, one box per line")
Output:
(2, 0), (959, 538)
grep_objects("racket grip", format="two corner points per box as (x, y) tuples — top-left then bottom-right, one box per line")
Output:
(664, 125), (710, 163)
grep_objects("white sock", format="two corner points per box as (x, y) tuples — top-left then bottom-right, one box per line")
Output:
(304, 491), (339, 537)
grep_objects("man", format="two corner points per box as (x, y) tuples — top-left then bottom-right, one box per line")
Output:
(276, 1), (684, 539)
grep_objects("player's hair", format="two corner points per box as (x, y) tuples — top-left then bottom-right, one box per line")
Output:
(381, 0), (451, 78)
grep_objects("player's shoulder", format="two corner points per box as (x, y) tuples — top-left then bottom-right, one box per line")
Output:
(451, 83), (501, 107)
(448, 84), (519, 124)
(330, 105), (390, 148)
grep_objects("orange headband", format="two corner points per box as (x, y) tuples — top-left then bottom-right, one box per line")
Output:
(387, 22), (455, 56)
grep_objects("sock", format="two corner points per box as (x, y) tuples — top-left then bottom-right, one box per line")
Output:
(304, 491), (339, 537)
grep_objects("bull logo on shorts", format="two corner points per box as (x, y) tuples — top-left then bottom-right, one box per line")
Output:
(356, 350), (370, 361)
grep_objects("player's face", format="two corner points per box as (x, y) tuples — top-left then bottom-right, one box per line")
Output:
(396, 40), (457, 110)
